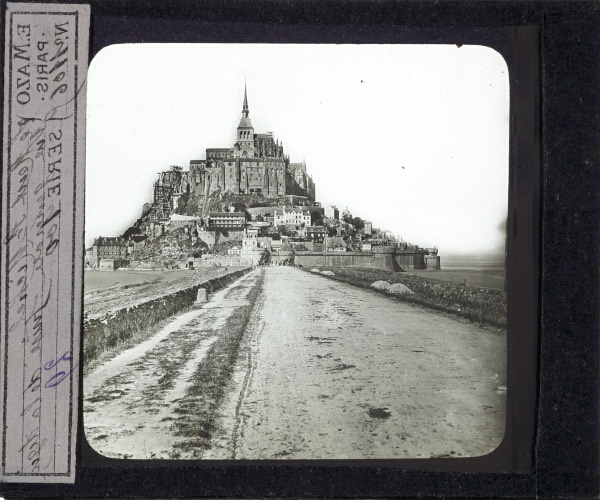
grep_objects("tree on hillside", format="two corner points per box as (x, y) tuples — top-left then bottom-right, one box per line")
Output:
(352, 216), (365, 230)
(228, 201), (251, 222)
(276, 225), (294, 237)
(310, 209), (324, 226)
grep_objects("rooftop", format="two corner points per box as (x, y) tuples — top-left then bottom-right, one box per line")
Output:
(93, 237), (126, 247)
(238, 117), (253, 129)
(171, 214), (202, 221)
(209, 212), (246, 217)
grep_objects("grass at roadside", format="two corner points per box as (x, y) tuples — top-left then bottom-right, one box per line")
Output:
(169, 271), (264, 457)
(83, 312), (181, 378)
(307, 266), (506, 329)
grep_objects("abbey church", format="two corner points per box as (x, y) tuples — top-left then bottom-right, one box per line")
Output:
(187, 84), (316, 200)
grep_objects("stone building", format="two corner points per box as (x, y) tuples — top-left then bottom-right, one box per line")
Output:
(150, 166), (187, 222)
(187, 85), (315, 199)
(241, 228), (263, 265)
(207, 212), (246, 231)
(271, 242), (294, 266)
(426, 254), (441, 269)
(273, 206), (311, 228)
(143, 85), (316, 236)
(85, 237), (129, 269)
(307, 226), (326, 244)
(242, 228), (259, 252)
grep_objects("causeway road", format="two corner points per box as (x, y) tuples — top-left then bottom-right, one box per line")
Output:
(84, 266), (506, 460)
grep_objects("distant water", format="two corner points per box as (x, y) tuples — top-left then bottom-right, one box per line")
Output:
(412, 256), (505, 290)
(441, 256), (505, 273)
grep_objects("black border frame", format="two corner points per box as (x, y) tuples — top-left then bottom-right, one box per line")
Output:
(81, 18), (538, 473)
(0, 1), (598, 499)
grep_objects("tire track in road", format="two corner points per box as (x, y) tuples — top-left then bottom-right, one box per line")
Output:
(84, 308), (208, 399)
(84, 269), (262, 459)
(232, 287), (266, 459)
(168, 270), (265, 458)
(214, 266), (507, 460)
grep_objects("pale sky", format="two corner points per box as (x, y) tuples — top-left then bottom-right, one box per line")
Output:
(86, 44), (509, 254)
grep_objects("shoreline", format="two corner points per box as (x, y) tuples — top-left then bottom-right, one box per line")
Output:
(407, 268), (505, 291)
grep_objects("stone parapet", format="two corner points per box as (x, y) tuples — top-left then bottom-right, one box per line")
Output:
(83, 267), (252, 363)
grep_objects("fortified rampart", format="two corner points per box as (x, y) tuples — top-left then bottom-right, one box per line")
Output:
(294, 247), (428, 272)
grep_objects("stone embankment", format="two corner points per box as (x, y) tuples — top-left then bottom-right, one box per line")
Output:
(83, 268), (252, 363)
(306, 266), (506, 328)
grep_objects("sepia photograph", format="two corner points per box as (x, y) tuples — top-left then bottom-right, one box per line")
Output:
(82, 43), (509, 461)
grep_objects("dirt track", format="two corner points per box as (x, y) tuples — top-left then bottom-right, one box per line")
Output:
(84, 266), (506, 460)
(208, 267), (506, 459)
(84, 270), (262, 459)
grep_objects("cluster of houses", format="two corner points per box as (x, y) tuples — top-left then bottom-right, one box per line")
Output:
(84, 197), (425, 271)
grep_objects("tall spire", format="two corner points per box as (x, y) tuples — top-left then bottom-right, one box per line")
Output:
(242, 80), (249, 118)
(237, 80), (254, 153)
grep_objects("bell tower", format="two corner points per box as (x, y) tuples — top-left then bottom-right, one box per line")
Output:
(234, 82), (255, 158)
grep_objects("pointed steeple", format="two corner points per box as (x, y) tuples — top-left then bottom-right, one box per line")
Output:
(242, 81), (249, 118)
(238, 81), (253, 130)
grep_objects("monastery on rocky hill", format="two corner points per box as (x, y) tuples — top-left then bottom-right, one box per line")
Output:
(189, 83), (315, 200)
(147, 84), (316, 222)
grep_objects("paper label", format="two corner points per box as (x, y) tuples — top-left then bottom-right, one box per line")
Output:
(1, 2), (89, 483)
